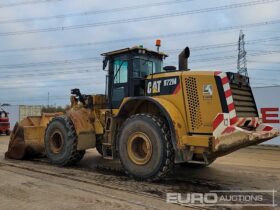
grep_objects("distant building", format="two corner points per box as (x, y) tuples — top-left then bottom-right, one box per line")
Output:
(0, 105), (42, 130)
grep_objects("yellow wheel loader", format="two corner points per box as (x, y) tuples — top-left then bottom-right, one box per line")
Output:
(6, 44), (279, 180)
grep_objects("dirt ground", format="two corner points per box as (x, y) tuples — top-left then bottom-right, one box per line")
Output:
(0, 135), (279, 210)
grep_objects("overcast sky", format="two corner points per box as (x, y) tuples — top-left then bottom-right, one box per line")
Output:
(0, 0), (279, 106)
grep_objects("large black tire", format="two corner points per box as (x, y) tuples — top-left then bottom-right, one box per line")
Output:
(95, 138), (103, 156)
(118, 114), (174, 181)
(96, 136), (112, 157)
(44, 116), (85, 166)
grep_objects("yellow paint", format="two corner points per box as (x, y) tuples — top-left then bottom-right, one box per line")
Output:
(181, 135), (209, 147)
(16, 70), (225, 155)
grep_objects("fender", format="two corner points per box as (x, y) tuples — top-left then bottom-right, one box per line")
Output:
(116, 97), (187, 152)
(67, 108), (96, 150)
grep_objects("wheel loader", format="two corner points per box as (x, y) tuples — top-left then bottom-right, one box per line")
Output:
(5, 43), (279, 180)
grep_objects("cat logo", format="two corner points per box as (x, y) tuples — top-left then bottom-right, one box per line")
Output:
(146, 76), (179, 95)
(147, 80), (162, 94)
(203, 84), (213, 96)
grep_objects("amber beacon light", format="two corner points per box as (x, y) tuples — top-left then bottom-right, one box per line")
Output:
(155, 39), (161, 52)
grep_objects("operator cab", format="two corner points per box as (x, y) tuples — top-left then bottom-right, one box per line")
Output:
(102, 46), (168, 109)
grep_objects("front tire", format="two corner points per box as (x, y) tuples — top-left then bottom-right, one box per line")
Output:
(95, 135), (103, 156)
(118, 114), (174, 181)
(44, 116), (85, 166)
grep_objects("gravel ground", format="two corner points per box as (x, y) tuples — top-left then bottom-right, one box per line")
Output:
(0, 135), (279, 210)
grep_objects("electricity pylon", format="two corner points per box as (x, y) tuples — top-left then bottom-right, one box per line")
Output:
(237, 30), (248, 77)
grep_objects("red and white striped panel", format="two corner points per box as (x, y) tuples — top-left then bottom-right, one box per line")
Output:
(215, 71), (238, 125)
(256, 124), (273, 132)
(233, 117), (259, 127)
(213, 113), (230, 138)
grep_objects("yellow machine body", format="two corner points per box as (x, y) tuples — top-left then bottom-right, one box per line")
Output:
(6, 46), (279, 171)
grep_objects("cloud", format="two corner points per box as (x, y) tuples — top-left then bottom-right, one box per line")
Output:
(0, 0), (279, 105)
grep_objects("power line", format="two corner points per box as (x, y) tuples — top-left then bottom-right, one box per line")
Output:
(251, 77), (280, 81)
(0, 57), (101, 69)
(0, 68), (100, 78)
(0, 0), (195, 24)
(0, 75), (102, 86)
(191, 61), (237, 69)
(0, 60), (101, 70)
(1, 46), (278, 75)
(202, 50), (280, 62)
(2, 54), (280, 80)
(249, 68), (280, 71)
(167, 49), (280, 63)
(0, 81), (101, 89)
(189, 50), (237, 58)
(248, 60), (280, 64)
(168, 43), (280, 57)
(0, 65), (100, 74)
(1, 47), (279, 70)
(0, 0), (279, 36)
(165, 36), (280, 53)
(0, 20), (279, 70)
(0, 33), (279, 57)
(0, 60), (239, 77)
(0, 0), (62, 8)
(0, 37), (278, 71)
(1, 65), (279, 90)
(3, 96), (69, 103)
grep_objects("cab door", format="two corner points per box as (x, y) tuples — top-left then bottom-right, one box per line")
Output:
(111, 59), (129, 108)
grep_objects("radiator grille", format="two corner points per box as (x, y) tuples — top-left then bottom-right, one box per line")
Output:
(230, 83), (258, 117)
(185, 77), (202, 130)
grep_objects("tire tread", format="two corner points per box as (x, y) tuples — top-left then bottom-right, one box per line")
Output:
(45, 115), (85, 166)
(118, 113), (174, 181)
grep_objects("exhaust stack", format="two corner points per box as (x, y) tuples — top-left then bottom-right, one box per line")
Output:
(178, 47), (190, 71)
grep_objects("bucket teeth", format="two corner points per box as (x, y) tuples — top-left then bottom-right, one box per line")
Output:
(5, 122), (27, 159)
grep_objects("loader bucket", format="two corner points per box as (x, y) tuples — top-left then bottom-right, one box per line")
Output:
(5, 113), (62, 160)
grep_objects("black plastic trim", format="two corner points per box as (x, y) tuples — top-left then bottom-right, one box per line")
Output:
(215, 76), (228, 113)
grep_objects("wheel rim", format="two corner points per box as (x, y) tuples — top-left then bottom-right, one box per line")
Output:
(50, 130), (64, 154)
(127, 132), (152, 165)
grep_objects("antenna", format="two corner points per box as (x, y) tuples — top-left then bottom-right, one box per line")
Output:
(48, 92), (50, 107)
(237, 30), (248, 77)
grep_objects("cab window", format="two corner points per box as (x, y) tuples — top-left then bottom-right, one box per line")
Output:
(133, 57), (163, 78)
(114, 60), (128, 84)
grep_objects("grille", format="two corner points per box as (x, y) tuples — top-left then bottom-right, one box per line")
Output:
(230, 83), (258, 117)
(185, 77), (202, 130)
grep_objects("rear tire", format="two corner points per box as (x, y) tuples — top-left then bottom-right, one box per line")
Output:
(6, 130), (10, 136)
(44, 116), (85, 166)
(118, 114), (174, 181)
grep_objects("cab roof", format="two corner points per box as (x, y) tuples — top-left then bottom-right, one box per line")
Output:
(101, 46), (168, 58)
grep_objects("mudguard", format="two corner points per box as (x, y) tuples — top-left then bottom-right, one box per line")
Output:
(66, 108), (96, 150)
(117, 97), (189, 162)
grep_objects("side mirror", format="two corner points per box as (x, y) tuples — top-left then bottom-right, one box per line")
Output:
(103, 57), (109, 70)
